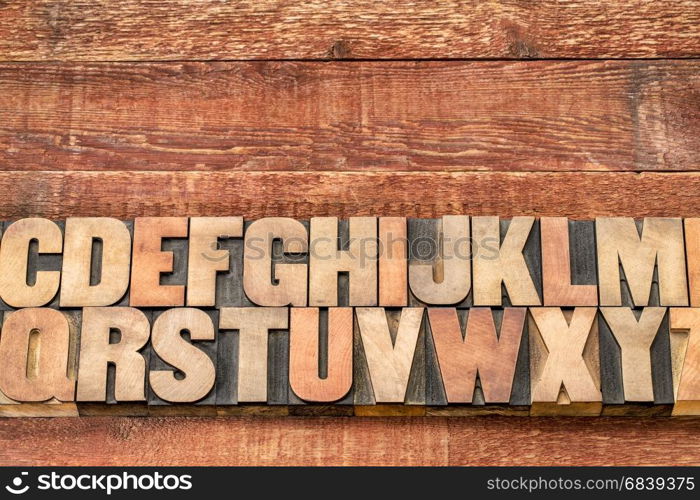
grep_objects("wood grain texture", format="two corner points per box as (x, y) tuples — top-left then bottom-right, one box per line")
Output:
(408, 216), (470, 305)
(427, 308), (526, 404)
(0, 416), (698, 466)
(0, 308), (75, 402)
(60, 217), (131, 307)
(541, 217), (597, 306)
(187, 217), (243, 307)
(379, 217), (407, 307)
(529, 308), (602, 415)
(0, 218), (62, 307)
(472, 217), (541, 306)
(129, 217), (188, 307)
(6, 172), (700, 219)
(1, 1), (698, 61)
(0, 61), (698, 173)
(289, 308), (353, 403)
(597, 217), (688, 307)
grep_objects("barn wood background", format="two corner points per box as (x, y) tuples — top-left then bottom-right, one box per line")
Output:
(1, 0), (700, 466)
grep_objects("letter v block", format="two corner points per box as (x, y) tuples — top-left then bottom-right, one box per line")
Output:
(354, 307), (426, 415)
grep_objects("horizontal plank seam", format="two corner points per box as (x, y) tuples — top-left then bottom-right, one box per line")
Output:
(1, 57), (700, 64)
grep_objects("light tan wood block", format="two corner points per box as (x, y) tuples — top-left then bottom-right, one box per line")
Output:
(541, 217), (597, 306)
(187, 216), (243, 307)
(600, 307), (666, 402)
(427, 307), (525, 403)
(76, 307), (151, 402)
(60, 217), (131, 307)
(0, 218), (62, 307)
(308, 217), (377, 306)
(243, 217), (308, 306)
(596, 217), (688, 306)
(289, 308), (353, 402)
(409, 215), (470, 305)
(149, 308), (216, 403)
(0, 308), (74, 402)
(219, 307), (288, 402)
(685, 218), (700, 307)
(472, 216), (540, 306)
(670, 308), (700, 415)
(529, 307), (602, 415)
(379, 217), (408, 307)
(130, 217), (188, 307)
(356, 307), (423, 403)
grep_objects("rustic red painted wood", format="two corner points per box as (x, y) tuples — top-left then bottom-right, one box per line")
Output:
(0, 1), (698, 61)
(0, 417), (697, 466)
(1, 171), (700, 219)
(0, 61), (698, 172)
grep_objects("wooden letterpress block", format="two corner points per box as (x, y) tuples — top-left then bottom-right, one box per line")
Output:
(541, 217), (597, 306)
(289, 308), (353, 404)
(669, 308), (700, 415)
(472, 217), (541, 307)
(0, 219), (63, 308)
(354, 307), (424, 406)
(215, 220), (253, 308)
(685, 219), (700, 307)
(308, 217), (377, 307)
(217, 221), (300, 412)
(596, 217), (688, 307)
(215, 307), (288, 408)
(425, 307), (529, 415)
(407, 217), (471, 410)
(529, 307), (602, 416)
(0, 223), (11, 311)
(407, 216), (470, 306)
(60, 217), (132, 307)
(599, 307), (673, 416)
(130, 217), (188, 307)
(379, 217), (408, 307)
(0, 308), (80, 416)
(187, 217), (243, 307)
(147, 308), (217, 415)
(76, 307), (151, 415)
(243, 217), (308, 307)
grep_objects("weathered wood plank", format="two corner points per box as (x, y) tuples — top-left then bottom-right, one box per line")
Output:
(0, 1), (698, 61)
(3, 171), (700, 219)
(0, 61), (698, 172)
(0, 416), (698, 466)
